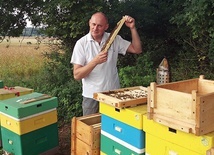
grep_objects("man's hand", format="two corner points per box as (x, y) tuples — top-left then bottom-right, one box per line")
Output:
(94, 51), (108, 64)
(124, 15), (135, 29)
(73, 51), (108, 80)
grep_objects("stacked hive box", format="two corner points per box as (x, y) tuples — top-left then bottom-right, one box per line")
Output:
(0, 86), (34, 100)
(0, 81), (3, 147)
(143, 115), (214, 154)
(147, 75), (214, 135)
(94, 75), (214, 154)
(94, 86), (148, 155)
(99, 102), (147, 155)
(71, 113), (101, 155)
(0, 92), (59, 155)
(0, 86), (34, 148)
(0, 81), (3, 88)
(145, 75), (214, 154)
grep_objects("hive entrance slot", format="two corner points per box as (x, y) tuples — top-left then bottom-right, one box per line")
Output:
(168, 127), (177, 133)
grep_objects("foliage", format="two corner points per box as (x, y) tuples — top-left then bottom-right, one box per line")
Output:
(41, 0), (106, 49)
(0, 0), (44, 41)
(1, 0), (214, 122)
(34, 47), (83, 122)
(170, 0), (214, 80)
(32, 0), (110, 120)
(119, 52), (156, 87)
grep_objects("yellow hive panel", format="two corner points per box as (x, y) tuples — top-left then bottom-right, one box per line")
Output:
(0, 108), (57, 135)
(0, 86), (33, 100)
(99, 102), (147, 129)
(146, 133), (206, 155)
(143, 115), (214, 154)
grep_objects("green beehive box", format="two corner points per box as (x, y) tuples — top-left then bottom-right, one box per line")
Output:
(1, 123), (59, 155)
(101, 133), (145, 155)
(0, 92), (58, 119)
(0, 80), (3, 88)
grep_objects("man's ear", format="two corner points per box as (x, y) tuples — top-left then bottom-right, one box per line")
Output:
(89, 19), (91, 26)
(105, 24), (109, 31)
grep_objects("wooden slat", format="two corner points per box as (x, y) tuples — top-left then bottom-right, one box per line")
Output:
(75, 138), (100, 155)
(20, 94), (51, 104)
(77, 113), (101, 125)
(206, 147), (214, 155)
(156, 78), (198, 93)
(147, 86), (153, 119)
(153, 114), (194, 134)
(198, 75), (214, 95)
(71, 113), (101, 155)
(75, 119), (92, 145)
(150, 82), (156, 108)
(91, 123), (101, 129)
(93, 86), (147, 108)
(101, 16), (126, 52)
(155, 88), (194, 123)
(71, 117), (76, 155)
(196, 92), (214, 135)
(148, 75), (214, 135)
(191, 90), (197, 123)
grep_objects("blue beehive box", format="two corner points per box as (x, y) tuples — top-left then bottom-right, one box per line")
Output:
(101, 114), (145, 151)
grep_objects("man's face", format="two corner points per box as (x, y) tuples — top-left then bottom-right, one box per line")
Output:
(89, 14), (109, 40)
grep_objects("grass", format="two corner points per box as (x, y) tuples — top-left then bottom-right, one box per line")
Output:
(0, 37), (70, 155)
(0, 37), (50, 86)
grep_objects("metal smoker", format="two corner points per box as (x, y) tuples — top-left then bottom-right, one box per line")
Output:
(156, 58), (170, 84)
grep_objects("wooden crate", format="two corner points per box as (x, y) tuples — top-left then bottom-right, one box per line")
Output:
(71, 113), (101, 155)
(147, 75), (214, 136)
(93, 86), (147, 108)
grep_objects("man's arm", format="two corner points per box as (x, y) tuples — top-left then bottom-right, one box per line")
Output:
(124, 15), (142, 54)
(73, 51), (108, 80)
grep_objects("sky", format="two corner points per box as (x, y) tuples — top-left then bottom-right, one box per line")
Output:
(26, 19), (33, 27)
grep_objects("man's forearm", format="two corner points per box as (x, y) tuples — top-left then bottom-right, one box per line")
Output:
(73, 61), (97, 80)
(130, 27), (142, 53)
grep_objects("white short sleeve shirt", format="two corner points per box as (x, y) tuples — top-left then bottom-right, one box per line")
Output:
(71, 32), (131, 98)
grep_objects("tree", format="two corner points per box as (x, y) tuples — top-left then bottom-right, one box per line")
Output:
(170, 0), (214, 79)
(34, 0), (111, 120)
(0, 0), (44, 41)
(1, 0), (213, 121)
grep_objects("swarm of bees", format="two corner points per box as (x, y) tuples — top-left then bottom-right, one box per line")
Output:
(103, 88), (147, 100)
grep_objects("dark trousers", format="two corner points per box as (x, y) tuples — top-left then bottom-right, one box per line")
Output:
(82, 96), (99, 116)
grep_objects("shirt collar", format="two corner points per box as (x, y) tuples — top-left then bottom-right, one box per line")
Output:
(86, 32), (109, 44)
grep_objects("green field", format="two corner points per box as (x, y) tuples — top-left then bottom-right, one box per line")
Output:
(0, 36), (54, 46)
(0, 37), (50, 86)
(0, 37), (70, 155)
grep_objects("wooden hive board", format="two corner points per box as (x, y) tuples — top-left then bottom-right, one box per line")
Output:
(71, 113), (101, 155)
(147, 75), (214, 136)
(93, 86), (147, 108)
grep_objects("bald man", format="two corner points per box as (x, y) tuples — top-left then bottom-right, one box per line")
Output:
(71, 12), (142, 116)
